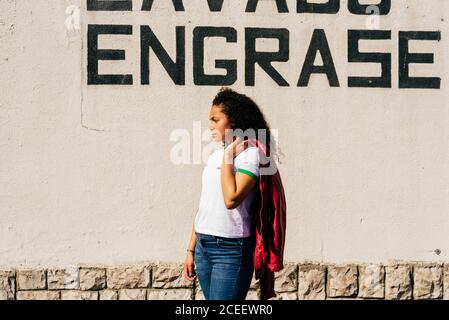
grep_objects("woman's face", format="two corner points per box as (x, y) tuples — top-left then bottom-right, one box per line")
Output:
(209, 104), (232, 142)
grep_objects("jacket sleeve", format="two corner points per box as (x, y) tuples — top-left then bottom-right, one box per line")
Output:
(259, 268), (276, 300)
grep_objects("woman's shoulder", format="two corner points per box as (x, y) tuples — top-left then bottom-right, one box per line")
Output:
(242, 145), (259, 155)
(236, 145), (260, 162)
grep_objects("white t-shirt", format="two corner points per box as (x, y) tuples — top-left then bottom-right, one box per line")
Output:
(194, 145), (260, 238)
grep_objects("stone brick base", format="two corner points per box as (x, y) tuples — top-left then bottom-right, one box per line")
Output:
(1, 261), (448, 300)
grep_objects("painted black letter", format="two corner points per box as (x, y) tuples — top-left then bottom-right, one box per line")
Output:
(87, 24), (133, 85)
(206, 0), (225, 12)
(399, 31), (441, 89)
(348, 30), (391, 88)
(193, 27), (237, 86)
(141, 0), (185, 11)
(297, 0), (339, 14)
(298, 29), (339, 87)
(246, 0), (289, 13)
(245, 28), (289, 86)
(87, 0), (132, 11)
(140, 26), (185, 85)
(348, 0), (390, 15)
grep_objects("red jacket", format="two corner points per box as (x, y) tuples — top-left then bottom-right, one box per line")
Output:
(249, 138), (287, 300)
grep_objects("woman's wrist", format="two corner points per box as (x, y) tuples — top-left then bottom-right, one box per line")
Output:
(223, 151), (234, 164)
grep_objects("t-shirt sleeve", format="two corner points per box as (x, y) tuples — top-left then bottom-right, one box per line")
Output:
(234, 146), (260, 181)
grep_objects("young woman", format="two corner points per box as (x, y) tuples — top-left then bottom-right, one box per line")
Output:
(182, 87), (278, 300)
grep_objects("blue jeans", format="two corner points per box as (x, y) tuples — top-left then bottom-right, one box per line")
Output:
(194, 232), (256, 300)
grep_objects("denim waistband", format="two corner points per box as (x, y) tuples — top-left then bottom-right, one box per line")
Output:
(195, 232), (251, 240)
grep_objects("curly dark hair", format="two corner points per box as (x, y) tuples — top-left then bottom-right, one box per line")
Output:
(212, 87), (282, 164)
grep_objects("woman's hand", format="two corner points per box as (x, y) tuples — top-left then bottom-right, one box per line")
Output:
(224, 136), (249, 162)
(182, 253), (197, 282)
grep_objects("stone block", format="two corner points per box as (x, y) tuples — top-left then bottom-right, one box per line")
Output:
(80, 268), (106, 291)
(107, 265), (151, 289)
(61, 290), (98, 300)
(16, 290), (60, 300)
(327, 265), (358, 298)
(118, 289), (147, 300)
(413, 264), (443, 300)
(47, 267), (79, 290)
(147, 289), (192, 300)
(0, 270), (16, 300)
(358, 264), (385, 299)
(385, 264), (412, 300)
(17, 269), (46, 290)
(99, 289), (118, 300)
(274, 263), (298, 292)
(152, 263), (193, 289)
(297, 264), (326, 300)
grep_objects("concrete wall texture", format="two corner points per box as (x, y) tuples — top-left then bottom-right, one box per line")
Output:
(1, 0), (449, 282)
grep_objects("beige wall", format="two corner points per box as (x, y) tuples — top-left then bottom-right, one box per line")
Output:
(1, 0), (448, 268)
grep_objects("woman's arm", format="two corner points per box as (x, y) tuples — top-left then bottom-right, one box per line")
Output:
(221, 141), (258, 210)
(187, 223), (197, 252)
(183, 223), (197, 281)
